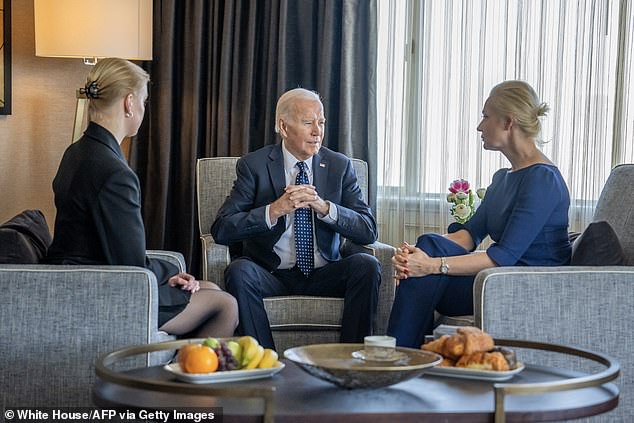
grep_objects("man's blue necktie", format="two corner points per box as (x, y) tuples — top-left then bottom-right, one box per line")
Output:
(294, 161), (314, 276)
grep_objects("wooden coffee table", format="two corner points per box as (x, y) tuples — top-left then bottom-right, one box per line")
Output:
(92, 339), (619, 423)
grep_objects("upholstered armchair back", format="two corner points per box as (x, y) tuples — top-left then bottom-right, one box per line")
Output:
(592, 164), (634, 264)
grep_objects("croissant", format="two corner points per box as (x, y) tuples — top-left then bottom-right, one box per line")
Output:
(455, 351), (510, 371)
(421, 335), (450, 355)
(424, 327), (494, 359)
(438, 357), (456, 367)
(422, 327), (515, 371)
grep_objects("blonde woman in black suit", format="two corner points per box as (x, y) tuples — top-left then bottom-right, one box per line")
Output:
(45, 58), (238, 338)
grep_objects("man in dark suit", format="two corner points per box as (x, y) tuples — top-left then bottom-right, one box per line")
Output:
(211, 88), (381, 349)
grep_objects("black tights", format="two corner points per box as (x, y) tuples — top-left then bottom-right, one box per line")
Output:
(160, 281), (239, 338)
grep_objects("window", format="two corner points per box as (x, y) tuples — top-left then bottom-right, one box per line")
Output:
(377, 0), (633, 245)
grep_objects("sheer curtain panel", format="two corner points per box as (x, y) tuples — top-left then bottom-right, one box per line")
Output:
(377, 0), (634, 247)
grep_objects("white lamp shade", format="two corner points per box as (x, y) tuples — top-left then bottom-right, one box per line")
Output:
(34, 0), (152, 60)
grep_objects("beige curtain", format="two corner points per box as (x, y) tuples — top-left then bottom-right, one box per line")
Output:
(377, 0), (634, 247)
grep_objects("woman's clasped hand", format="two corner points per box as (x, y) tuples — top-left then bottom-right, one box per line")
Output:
(392, 242), (437, 283)
(168, 272), (201, 293)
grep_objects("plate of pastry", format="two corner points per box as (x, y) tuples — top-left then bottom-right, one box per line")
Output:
(421, 326), (524, 381)
(425, 360), (525, 381)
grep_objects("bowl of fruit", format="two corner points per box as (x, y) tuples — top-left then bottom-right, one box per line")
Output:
(163, 336), (284, 384)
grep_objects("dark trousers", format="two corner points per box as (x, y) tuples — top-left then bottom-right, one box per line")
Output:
(387, 233), (474, 348)
(224, 253), (381, 350)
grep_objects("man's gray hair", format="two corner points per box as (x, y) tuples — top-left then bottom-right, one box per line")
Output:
(275, 88), (323, 133)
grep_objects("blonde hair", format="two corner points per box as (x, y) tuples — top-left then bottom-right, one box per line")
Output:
(488, 80), (549, 139)
(84, 57), (150, 119)
(274, 88), (323, 133)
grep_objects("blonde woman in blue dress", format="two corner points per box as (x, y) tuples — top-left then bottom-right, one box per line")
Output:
(387, 80), (571, 348)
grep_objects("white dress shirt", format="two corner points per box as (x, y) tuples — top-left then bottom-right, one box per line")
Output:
(265, 142), (338, 270)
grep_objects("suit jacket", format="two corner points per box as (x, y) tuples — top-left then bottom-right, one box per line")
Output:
(45, 122), (186, 309)
(210, 144), (378, 271)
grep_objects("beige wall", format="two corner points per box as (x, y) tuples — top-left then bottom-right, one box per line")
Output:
(0, 0), (88, 229)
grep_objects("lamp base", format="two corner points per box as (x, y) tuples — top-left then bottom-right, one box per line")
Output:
(72, 94), (87, 143)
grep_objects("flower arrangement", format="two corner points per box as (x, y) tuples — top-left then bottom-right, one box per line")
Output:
(447, 179), (486, 224)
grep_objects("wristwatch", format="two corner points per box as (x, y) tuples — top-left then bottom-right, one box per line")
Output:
(439, 257), (449, 275)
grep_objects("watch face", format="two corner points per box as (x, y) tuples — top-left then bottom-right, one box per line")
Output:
(440, 258), (449, 274)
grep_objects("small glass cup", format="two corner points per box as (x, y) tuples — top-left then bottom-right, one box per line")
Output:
(364, 335), (396, 360)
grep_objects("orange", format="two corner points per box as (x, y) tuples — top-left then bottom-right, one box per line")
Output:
(177, 344), (200, 369)
(180, 344), (219, 374)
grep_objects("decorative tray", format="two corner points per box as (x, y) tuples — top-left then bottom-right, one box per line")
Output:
(284, 343), (441, 389)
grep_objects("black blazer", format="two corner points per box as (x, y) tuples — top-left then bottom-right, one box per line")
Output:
(211, 144), (378, 271)
(45, 122), (187, 310)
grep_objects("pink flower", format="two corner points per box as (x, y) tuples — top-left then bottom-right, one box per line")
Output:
(449, 179), (470, 193)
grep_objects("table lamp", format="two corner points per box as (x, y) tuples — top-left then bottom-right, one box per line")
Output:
(33, 0), (152, 142)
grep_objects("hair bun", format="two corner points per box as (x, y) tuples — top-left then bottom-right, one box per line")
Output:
(536, 102), (550, 117)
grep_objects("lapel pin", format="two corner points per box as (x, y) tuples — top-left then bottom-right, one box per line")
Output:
(320, 163), (326, 168)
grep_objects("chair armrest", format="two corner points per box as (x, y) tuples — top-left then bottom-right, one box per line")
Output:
(0, 264), (164, 345)
(473, 265), (634, 396)
(147, 250), (187, 272)
(474, 266), (634, 341)
(200, 234), (230, 289)
(0, 264), (165, 406)
(341, 240), (396, 335)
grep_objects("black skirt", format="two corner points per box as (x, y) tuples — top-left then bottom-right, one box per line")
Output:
(148, 257), (191, 327)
